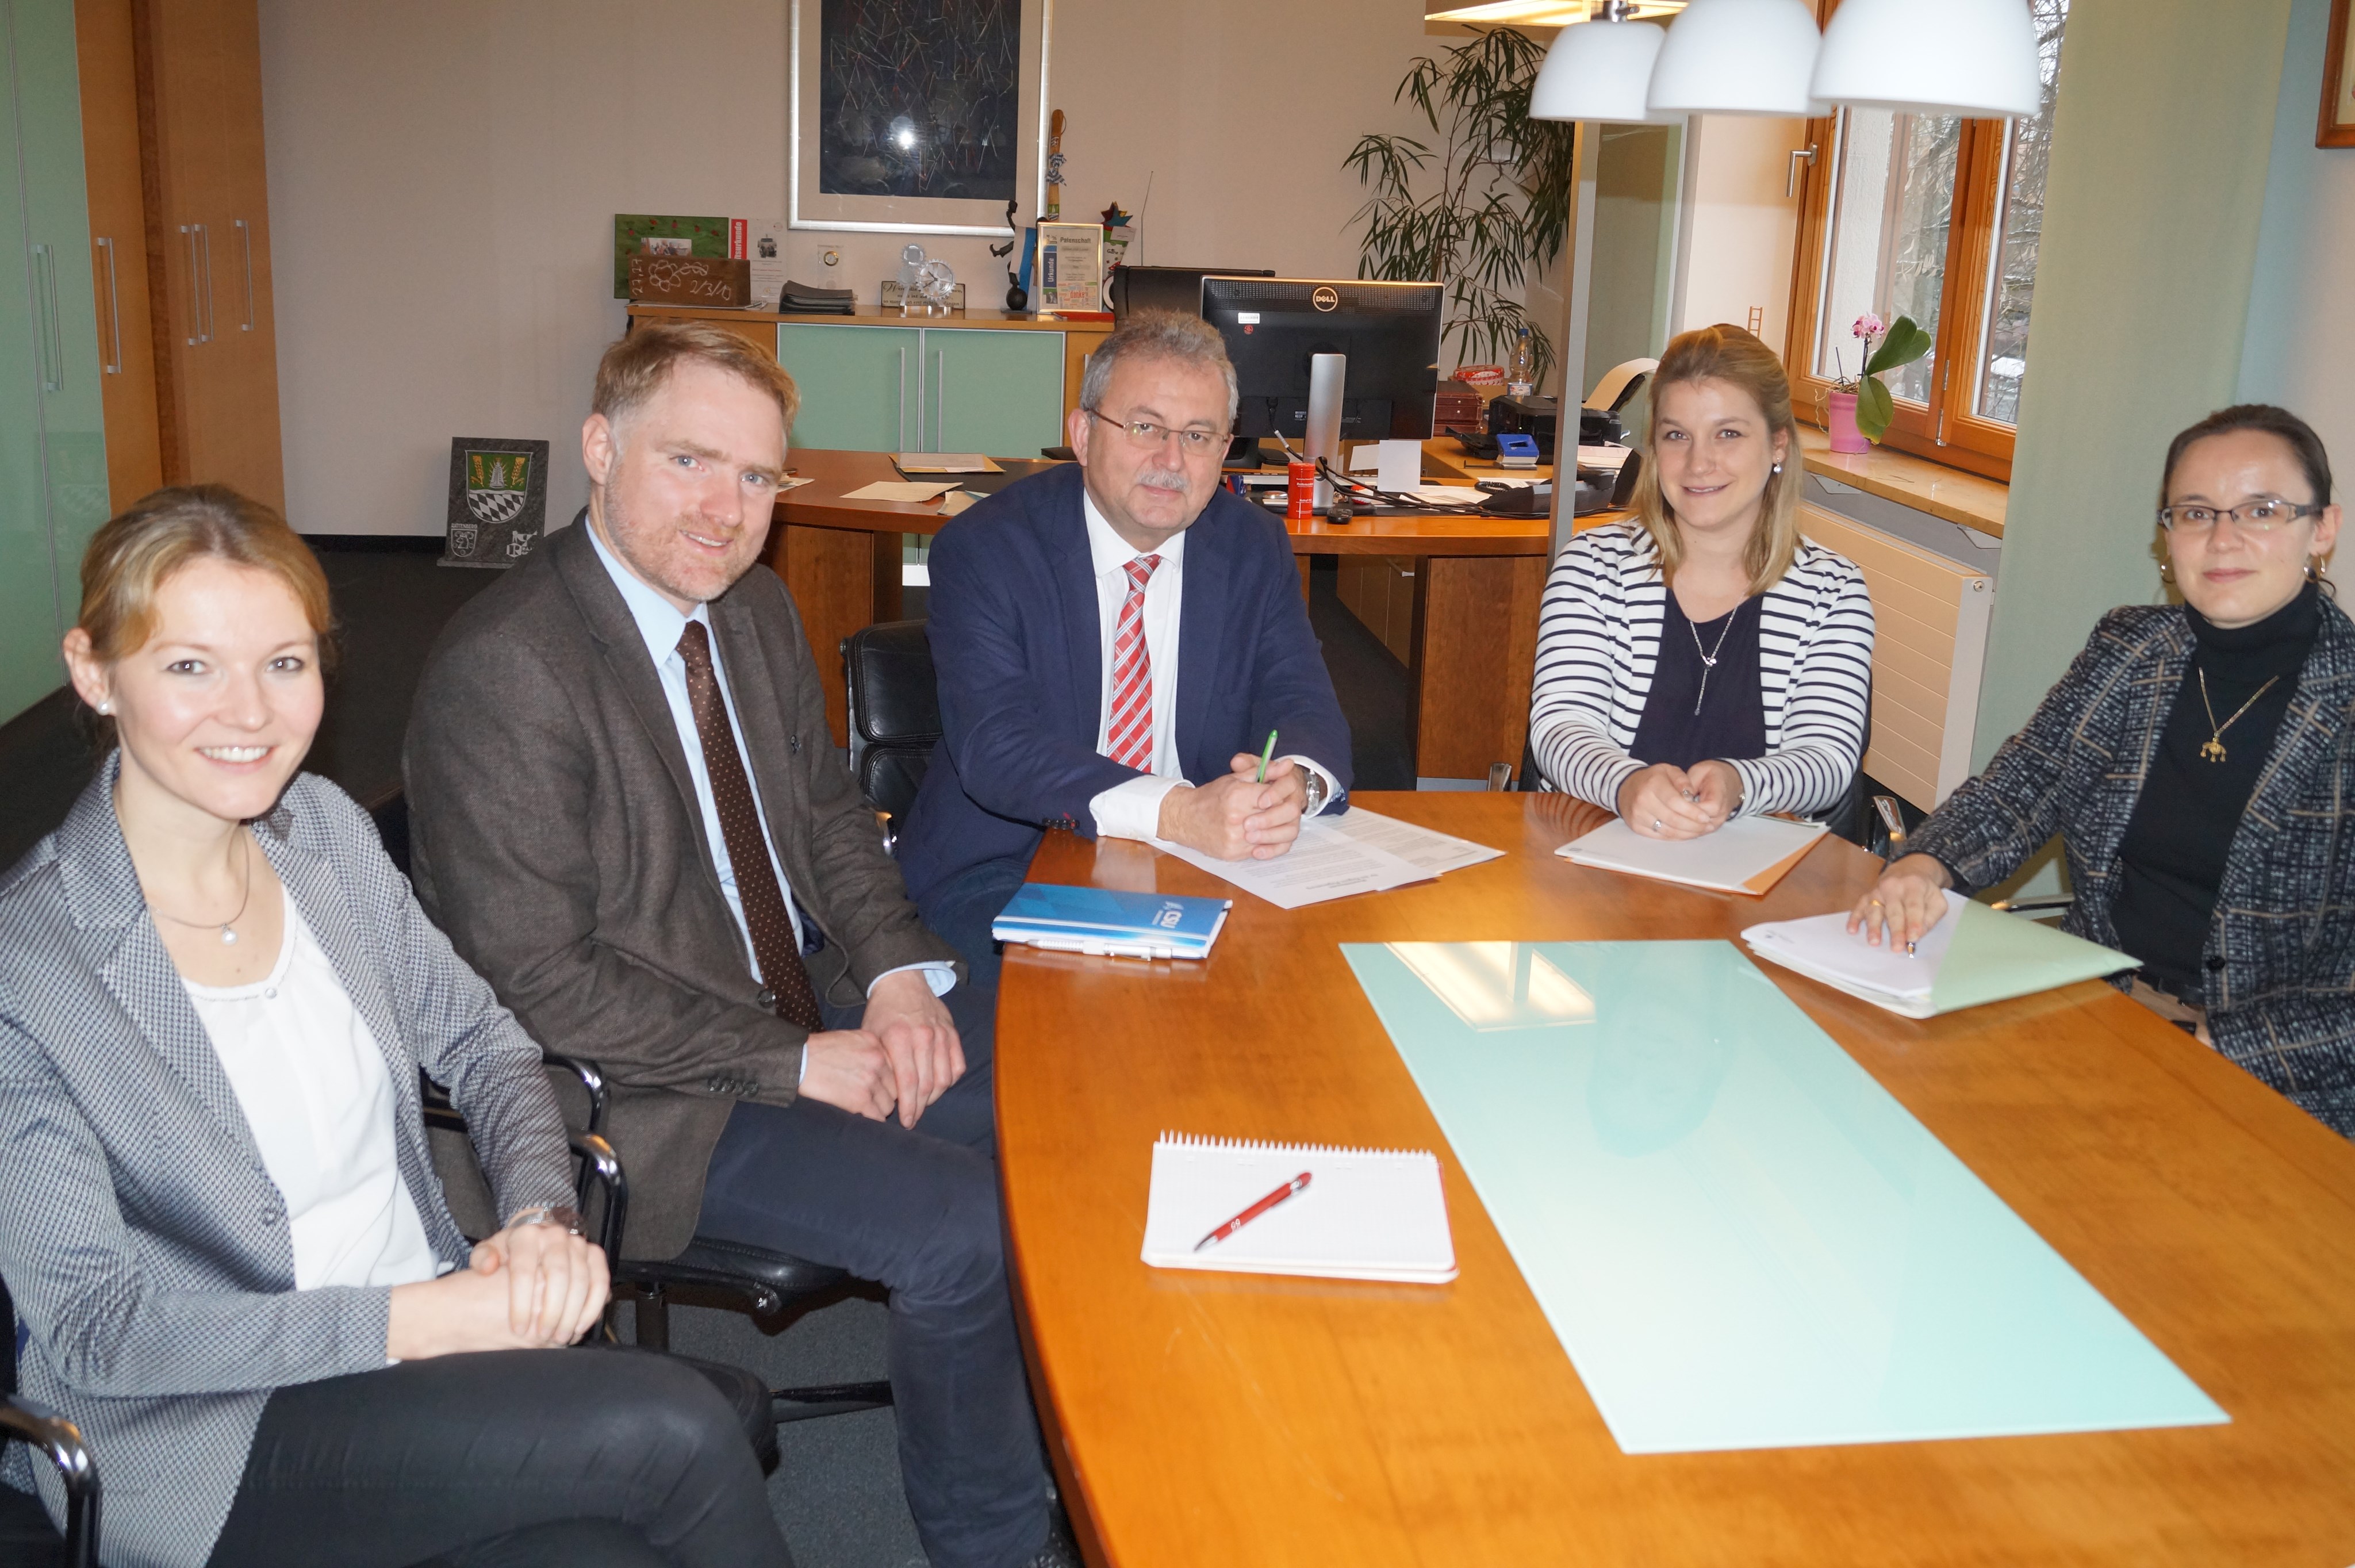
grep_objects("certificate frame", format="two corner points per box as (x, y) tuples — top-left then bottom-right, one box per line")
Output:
(789, 0), (1053, 236)
(2324, 0), (2355, 148)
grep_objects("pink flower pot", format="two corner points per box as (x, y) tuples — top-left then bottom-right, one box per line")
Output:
(1826, 390), (1870, 454)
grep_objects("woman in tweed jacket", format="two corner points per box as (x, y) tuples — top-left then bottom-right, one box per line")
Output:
(0, 489), (788, 1568)
(1529, 325), (1874, 832)
(1853, 407), (2352, 1137)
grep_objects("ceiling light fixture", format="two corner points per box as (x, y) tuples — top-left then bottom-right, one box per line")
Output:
(1527, 0), (1674, 124)
(1646, 0), (1823, 118)
(1811, 0), (2042, 118)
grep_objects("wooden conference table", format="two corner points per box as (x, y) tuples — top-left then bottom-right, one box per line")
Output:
(767, 447), (1607, 783)
(995, 792), (2355, 1566)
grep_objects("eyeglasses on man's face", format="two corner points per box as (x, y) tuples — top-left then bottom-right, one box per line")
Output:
(1086, 409), (1230, 459)
(2157, 497), (2326, 534)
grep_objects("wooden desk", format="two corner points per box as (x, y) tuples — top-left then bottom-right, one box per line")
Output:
(998, 792), (2355, 1567)
(766, 448), (1623, 781)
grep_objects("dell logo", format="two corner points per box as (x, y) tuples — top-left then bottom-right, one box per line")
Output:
(1311, 286), (1340, 312)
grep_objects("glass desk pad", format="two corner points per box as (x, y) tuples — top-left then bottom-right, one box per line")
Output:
(1341, 940), (2227, 1454)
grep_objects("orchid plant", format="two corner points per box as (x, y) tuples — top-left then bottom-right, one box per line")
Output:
(1831, 312), (1934, 442)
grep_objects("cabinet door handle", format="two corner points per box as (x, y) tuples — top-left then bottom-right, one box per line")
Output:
(934, 351), (946, 454)
(32, 243), (61, 392)
(896, 346), (907, 452)
(235, 219), (255, 331)
(95, 237), (124, 373)
(182, 225), (201, 344)
(198, 223), (215, 342)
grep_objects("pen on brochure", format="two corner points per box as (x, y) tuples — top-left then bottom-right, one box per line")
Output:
(1195, 1171), (1313, 1252)
(1256, 729), (1278, 783)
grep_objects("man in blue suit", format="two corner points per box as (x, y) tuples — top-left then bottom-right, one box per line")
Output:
(897, 309), (1352, 980)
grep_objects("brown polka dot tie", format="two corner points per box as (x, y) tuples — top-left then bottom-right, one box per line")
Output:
(677, 620), (825, 1029)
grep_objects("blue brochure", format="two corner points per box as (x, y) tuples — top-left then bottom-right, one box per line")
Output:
(1343, 940), (2228, 1454)
(992, 883), (1233, 961)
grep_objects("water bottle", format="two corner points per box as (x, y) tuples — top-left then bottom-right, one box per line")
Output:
(1506, 327), (1535, 398)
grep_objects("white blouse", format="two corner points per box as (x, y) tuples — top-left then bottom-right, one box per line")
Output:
(182, 903), (440, 1291)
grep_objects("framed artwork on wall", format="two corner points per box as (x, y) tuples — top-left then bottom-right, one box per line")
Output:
(2325, 0), (2355, 148)
(789, 0), (1052, 235)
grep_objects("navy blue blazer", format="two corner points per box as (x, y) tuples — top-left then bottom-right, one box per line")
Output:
(897, 463), (1352, 904)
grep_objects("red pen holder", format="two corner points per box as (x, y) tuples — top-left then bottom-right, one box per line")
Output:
(1286, 461), (1317, 520)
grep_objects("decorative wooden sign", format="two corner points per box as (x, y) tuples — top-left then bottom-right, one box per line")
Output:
(627, 254), (753, 306)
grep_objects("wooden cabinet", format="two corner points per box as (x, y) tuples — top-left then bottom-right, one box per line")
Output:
(1, 0), (111, 723)
(73, 0), (160, 509)
(776, 320), (1065, 457)
(136, 0), (283, 511)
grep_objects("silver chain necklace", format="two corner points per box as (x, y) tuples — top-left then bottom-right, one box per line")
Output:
(1687, 599), (1743, 715)
(148, 831), (254, 945)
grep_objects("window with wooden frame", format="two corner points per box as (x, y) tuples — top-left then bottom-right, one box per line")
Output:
(1782, 0), (2068, 482)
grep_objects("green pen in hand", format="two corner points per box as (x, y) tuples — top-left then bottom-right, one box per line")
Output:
(1256, 729), (1278, 783)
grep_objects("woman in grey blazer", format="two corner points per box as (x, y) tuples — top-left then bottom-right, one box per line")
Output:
(0, 488), (790, 1568)
(1852, 407), (2354, 1137)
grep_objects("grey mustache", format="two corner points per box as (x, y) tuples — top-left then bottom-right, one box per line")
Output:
(1137, 472), (1189, 492)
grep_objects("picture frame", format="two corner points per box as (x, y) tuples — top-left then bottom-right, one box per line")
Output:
(789, 0), (1052, 236)
(2325, 0), (2355, 148)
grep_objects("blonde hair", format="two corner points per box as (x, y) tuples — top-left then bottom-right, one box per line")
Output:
(1631, 324), (1805, 595)
(592, 320), (801, 437)
(74, 486), (335, 742)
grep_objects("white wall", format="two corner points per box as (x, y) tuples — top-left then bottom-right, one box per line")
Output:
(1671, 114), (1802, 355)
(2238, 0), (2355, 490)
(259, 0), (1440, 536)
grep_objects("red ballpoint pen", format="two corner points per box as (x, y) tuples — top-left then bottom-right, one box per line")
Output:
(1194, 1171), (1313, 1252)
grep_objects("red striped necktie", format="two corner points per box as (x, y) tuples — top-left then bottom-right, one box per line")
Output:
(1106, 554), (1162, 769)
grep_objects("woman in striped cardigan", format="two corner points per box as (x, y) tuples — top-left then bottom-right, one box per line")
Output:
(1529, 325), (1875, 833)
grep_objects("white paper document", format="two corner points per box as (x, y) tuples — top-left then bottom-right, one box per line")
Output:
(1743, 892), (2136, 1019)
(1142, 1133), (1456, 1283)
(1406, 485), (1490, 508)
(1577, 442), (1632, 470)
(1743, 892), (1966, 1011)
(1152, 814), (1429, 908)
(1322, 808), (1505, 876)
(1557, 816), (1828, 896)
(842, 480), (961, 503)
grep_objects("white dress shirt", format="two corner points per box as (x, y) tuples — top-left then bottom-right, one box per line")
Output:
(586, 522), (954, 1015)
(1080, 488), (1341, 841)
(183, 903), (440, 1292)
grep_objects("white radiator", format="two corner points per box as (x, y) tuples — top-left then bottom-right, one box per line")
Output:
(1800, 504), (1995, 811)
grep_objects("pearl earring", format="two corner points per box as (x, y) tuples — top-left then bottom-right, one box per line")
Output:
(1770, 462), (1783, 475)
(97, 700), (112, 715)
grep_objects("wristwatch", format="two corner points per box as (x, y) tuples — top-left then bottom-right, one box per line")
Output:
(1300, 767), (1328, 815)
(508, 1204), (585, 1237)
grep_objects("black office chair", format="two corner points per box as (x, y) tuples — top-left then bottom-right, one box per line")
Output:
(841, 619), (942, 851)
(0, 1281), (98, 1568)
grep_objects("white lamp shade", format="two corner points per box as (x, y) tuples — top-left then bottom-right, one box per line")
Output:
(1646, 0), (1822, 118)
(1811, 0), (2042, 119)
(1528, 14), (1671, 124)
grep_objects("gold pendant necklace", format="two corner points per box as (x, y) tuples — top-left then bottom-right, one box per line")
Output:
(2195, 668), (2280, 764)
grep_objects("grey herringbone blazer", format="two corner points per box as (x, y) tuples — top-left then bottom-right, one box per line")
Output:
(1908, 597), (2355, 1135)
(404, 519), (959, 1260)
(0, 761), (574, 1568)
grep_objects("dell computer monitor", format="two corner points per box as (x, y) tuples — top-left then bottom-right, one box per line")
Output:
(1111, 264), (1275, 321)
(1199, 277), (1444, 442)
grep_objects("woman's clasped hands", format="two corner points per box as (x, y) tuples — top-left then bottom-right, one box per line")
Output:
(386, 1214), (610, 1359)
(1618, 759), (1744, 839)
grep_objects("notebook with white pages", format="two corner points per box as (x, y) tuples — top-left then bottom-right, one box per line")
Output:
(1141, 1134), (1458, 1283)
(1558, 815), (1827, 896)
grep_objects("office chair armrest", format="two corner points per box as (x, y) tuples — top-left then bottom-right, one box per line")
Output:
(539, 1051), (609, 1137)
(0, 1396), (99, 1568)
(568, 1130), (627, 1259)
(608, 1261), (785, 1319)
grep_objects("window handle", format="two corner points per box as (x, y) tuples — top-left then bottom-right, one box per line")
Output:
(1786, 143), (1817, 200)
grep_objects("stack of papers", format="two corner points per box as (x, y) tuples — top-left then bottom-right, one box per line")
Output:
(1141, 1133), (1456, 1283)
(1558, 816), (1826, 896)
(992, 884), (1231, 960)
(1742, 891), (2135, 1018)
(1154, 807), (1502, 909)
(841, 480), (960, 503)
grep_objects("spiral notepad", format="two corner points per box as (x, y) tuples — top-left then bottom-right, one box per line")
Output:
(1141, 1133), (1458, 1283)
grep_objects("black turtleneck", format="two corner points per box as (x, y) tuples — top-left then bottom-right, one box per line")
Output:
(2111, 582), (2322, 1000)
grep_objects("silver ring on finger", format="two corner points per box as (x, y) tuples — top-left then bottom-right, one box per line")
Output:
(1652, 819), (1662, 831)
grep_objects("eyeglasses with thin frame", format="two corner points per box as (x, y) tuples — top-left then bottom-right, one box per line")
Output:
(2156, 497), (2327, 534)
(1085, 408), (1231, 459)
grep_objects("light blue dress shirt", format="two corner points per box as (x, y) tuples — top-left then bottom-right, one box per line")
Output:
(585, 521), (953, 1007)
